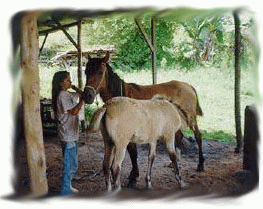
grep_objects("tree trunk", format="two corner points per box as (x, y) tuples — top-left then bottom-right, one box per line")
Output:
(20, 11), (48, 197)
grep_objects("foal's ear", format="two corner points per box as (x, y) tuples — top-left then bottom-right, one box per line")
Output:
(102, 51), (110, 63)
(88, 54), (92, 61)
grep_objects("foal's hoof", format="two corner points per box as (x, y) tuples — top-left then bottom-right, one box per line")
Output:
(113, 186), (121, 193)
(179, 181), (188, 189)
(145, 183), (153, 190)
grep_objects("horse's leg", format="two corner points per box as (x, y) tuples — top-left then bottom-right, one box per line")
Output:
(126, 143), (139, 187)
(145, 142), (156, 189)
(111, 143), (127, 191)
(192, 123), (205, 171)
(175, 130), (184, 150)
(166, 139), (185, 189)
(103, 140), (114, 191)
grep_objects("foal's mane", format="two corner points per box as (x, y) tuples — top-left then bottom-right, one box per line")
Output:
(153, 94), (189, 125)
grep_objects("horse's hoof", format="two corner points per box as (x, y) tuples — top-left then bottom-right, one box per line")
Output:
(196, 165), (204, 172)
(127, 179), (137, 188)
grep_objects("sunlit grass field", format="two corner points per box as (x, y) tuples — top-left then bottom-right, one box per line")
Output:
(40, 65), (259, 143)
(118, 67), (259, 141)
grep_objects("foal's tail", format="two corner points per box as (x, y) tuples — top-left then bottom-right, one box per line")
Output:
(88, 107), (106, 132)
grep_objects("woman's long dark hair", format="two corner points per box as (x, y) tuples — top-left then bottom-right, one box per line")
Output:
(52, 71), (69, 114)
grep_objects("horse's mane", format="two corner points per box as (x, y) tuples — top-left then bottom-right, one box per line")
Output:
(129, 83), (141, 91)
(85, 57), (101, 76)
(106, 64), (126, 97)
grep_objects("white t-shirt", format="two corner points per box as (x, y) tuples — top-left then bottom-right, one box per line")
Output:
(56, 90), (80, 142)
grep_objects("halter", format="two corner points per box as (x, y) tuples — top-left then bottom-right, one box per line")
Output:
(85, 62), (124, 104)
(85, 62), (107, 96)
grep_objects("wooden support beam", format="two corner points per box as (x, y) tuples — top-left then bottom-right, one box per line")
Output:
(233, 9), (242, 153)
(135, 18), (155, 53)
(135, 17), (157, 84)
(21, 11), (48, 197)
(53, 18), (83, 94)
(39, 33), (48, 54)
(53, 18), (78, 50)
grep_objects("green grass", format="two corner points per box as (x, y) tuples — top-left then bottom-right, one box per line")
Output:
(182, 129), (235, 144)
(39, 65), (259, 144)
(116, 66), (259, 143)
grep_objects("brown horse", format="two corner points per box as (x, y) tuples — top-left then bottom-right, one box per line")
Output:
(83, 51), (204, 187)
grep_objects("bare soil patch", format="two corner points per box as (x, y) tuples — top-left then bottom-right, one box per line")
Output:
(42, 131), (252, 199)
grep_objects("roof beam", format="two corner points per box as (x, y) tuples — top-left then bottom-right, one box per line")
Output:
(38, 21), (79, 36)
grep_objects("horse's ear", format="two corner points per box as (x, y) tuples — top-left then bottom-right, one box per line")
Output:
(88, 54), (91, 61)
(102, 51), (110, 63)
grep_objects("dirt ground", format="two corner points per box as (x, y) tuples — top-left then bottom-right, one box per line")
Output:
(39, 130), (256, 200)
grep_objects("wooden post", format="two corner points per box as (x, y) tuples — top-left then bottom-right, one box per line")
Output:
(21, 11), (48, 197)
(233, 10), (242, 153)
(77, 20), (85, 131)
(236, 105), (259, 190)
(151, 17), (157, 84)
(77, 20), (83, 89)
(243, 105), (259, 181)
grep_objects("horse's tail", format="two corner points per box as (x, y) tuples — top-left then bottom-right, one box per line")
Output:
(196, 97), (203, 116)
(191, 86), (203, 116)
(88, 107), (107, 132)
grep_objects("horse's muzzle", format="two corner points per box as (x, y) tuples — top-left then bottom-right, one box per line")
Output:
(83, 86), (96, 104)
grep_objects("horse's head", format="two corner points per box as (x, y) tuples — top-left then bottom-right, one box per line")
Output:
(83, 51), (110, 104)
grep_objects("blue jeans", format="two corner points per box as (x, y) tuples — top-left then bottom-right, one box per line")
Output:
(61, 141), (78, 195)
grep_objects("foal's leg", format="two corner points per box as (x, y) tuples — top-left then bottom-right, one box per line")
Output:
(127, 143), (139, 187)
(192, 123), (205, 171)
(103, 141), (114, 191)
(145, 142), (156, 189)
(111, 143), (127, 191)
(166, 140), (185, 188)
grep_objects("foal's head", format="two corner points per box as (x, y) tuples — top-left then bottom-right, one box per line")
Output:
(83, 52), (110, 104)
